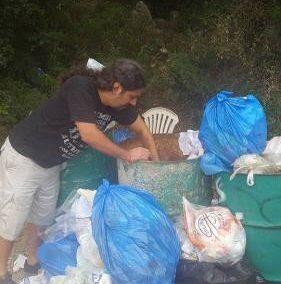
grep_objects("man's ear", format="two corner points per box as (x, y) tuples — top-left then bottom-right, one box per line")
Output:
(112, 82), (123, 96)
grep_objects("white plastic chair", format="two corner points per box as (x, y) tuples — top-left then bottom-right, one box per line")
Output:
(142, 107), (179, 134)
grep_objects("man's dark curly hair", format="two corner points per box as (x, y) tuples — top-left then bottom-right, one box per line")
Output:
(58, 59), (145, 91)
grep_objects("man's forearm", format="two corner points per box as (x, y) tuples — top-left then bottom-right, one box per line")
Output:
(128, 115), (160, 161)
(139, 131), (159, 161)
(77, 121), (152, 163)
(83, 129), (130, 161)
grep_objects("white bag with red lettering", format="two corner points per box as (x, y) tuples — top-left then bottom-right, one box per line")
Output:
(182, 197), (246, 264)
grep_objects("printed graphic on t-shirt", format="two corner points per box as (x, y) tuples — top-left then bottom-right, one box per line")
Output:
(59, 112), (112, 159)
(96, 112), (112, 130)
(59, 126), (86, 159)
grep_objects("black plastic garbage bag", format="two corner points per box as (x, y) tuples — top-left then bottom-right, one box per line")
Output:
(175, 259), (256, 284)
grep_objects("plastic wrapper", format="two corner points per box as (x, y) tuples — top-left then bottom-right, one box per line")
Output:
(178, 130), (204, 159)
(181, 197), (246, 264)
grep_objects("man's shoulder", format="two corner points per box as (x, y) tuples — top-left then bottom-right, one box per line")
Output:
(60, 75), (97, 98)
(64, 75), (92, 86)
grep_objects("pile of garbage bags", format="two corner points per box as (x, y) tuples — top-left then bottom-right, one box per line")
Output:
(22, 90), (276, 283)
(28, 180), (180, 284)
(25, 183), (257, 283)
(20, 178), (257, 284)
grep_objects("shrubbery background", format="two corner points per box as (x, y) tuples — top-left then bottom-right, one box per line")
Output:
(0, 0), (280, 141)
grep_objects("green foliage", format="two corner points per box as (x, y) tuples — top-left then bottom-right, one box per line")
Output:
(0, 0), (280, 135)
(0, 78), (50, 125)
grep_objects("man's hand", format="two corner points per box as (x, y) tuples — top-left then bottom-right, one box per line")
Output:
(127, 147), (151, 163)
(128, 116), (160, 161)
(76, 121), (151, 163)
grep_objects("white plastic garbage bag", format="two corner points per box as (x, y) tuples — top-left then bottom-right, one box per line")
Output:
(75, 218), (103, 268)
(230, 153), (281, 186)
(41, 188), (103, 268)
(174, 216), (199, 261)
(13, 254), (27, 273)
(181, 197), (246, 264)
(42, 189), (96, 241)
(263, 136), (281, 164)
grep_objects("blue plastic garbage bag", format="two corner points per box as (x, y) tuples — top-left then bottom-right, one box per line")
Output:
(112, 127), (135, 144)
(199, 91), (267, 175)
(92, 180), (181, 284)
(37, 234), (79, 276)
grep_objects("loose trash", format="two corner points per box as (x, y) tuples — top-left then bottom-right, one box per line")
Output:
(92, 179), (181, 284)
(179, 197), (246, 264)
(199, 91), (267, 175)
(178, 130), (204, 159)
(13, 254), (27, 272)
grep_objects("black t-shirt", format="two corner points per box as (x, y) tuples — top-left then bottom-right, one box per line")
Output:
(9, 76), (138, 168)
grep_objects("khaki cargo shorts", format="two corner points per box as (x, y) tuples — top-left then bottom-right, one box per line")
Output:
(0, 138), (62, 241)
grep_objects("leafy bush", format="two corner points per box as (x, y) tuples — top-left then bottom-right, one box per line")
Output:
(0, 0), (280, 136)
(0, 78), (51, 125)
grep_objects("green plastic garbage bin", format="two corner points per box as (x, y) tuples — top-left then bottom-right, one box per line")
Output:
(219, 172), (281, 283)
(117, 158), (212, 216)
(57, 147), (118, 206)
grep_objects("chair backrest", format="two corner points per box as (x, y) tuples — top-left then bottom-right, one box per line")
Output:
(142, 107), (179, 134)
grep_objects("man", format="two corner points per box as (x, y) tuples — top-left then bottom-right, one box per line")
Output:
(0, 59), (159, 283)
